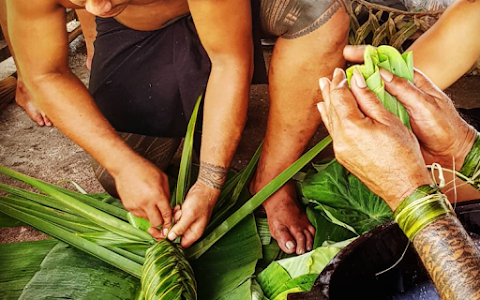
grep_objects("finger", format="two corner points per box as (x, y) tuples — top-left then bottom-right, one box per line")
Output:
(173, 208), (182, 223)
(275, 225), (296, 254)
(157, 200), (173, 230)
(329, 68), (364, 121)
(129, 208), (147, 220)
(304, 229), (314, 252)
(331, 67), (346, 88)
(146, 205), (163, 228)
(343, 45), (368, 63)
(148, 227), (164, 240)
(351, 67), (393, 122)
(319, 77), (331, 110)
(292, 229), (306, 255)
(317, 102), (331, 133)
(180, 221), (207, 248)
(319, 78), (334, 134)
(380, 68), (433, 113)
(167, 212), (194, 241)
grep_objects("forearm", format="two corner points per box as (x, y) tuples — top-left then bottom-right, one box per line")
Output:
(188, 0), (253, 190)
(407, 0), (480, 89)
(413, 214), (480, 300)
(393, 185), (480, 300)
(199, 62), (251, 188)
(29, 72), (139, 175)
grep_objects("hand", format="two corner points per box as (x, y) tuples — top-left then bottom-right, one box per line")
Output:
(113, 156), (173, 238)
(378, 68), (477, 170)
(167, 181), (220, 248)
(317, 68), (433, 210)
(343, 45), (477, 170)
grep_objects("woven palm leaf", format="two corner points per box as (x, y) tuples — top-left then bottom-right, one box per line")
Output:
(142, 240), (197, 300)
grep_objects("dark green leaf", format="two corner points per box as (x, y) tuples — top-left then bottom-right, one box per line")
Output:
(301, 161), (392, 234)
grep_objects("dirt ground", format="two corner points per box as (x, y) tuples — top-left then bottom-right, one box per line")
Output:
(0, 34), (479, 243)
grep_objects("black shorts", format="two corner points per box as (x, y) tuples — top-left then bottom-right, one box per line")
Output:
(89, 0), (267, 138)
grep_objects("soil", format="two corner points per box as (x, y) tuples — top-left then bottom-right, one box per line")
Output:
(0, 35), (479, 243)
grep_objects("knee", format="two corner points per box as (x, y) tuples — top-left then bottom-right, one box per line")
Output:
(261, 0), (349, 39)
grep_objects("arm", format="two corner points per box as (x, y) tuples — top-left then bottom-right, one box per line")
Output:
(75, 9), (96, 70)
(168, 0), (253, 247)
(318, 68), (480, 300)
(407, 0), (480, 90)
(7, 0), (173, 232)
(413, 213), (480, 299)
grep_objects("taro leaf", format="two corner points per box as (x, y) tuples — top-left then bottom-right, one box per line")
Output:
(251, 279), (267, 300)
(0, 239), (57, 300)
(257, 263), (291, 298)
(306, 206), (356, 249)
(301, 161), (393, 235)
(192, 214), (262, 300)
(276, 239), (353, 278)
(18, 243), (140, 300)
(258, 239), (353, 300)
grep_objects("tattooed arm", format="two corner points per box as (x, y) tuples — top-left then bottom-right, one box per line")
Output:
(413, 214), (480, 300)
(167, 0), (252, 248)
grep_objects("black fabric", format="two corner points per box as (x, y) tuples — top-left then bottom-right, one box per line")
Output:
(89, 3), (267, 138)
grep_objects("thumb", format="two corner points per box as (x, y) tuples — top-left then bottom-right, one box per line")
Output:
(167, 212), (194, 241)
(343, 45), (368, 63)
(351, 67), (391, 123)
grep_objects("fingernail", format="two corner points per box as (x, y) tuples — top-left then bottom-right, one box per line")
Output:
(298, 249), (305, 255)
(334, 68), (344, 78)
(319, 78), (327, 91)
(163, 228), (168, 237)
(353, 67), (367, 88)
(286, 241), (295, 250)
(316, 102), (322, 112)
(168, 232), (177, 240)
(379, 68), (394, 82)
(307, 245), (312, 251)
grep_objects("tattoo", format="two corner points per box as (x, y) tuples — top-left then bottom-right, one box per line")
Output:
(413, 214), (480, 300)
(260, 0), (344, 39)
(198, 162), (228, 190)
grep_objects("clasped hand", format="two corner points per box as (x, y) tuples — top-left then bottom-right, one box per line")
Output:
(113, 156), (219, 248)
(318, 67), (433, 210)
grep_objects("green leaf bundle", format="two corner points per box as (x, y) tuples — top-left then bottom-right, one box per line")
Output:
(346, 45), (413, 128)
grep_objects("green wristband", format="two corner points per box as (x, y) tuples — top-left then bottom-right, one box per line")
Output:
(460, 133), (480, 190)
(394, 185), (454, 240)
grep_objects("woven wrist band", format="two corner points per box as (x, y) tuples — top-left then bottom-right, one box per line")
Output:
(394, 185), (454, 240)
(460, 133), (480, 190)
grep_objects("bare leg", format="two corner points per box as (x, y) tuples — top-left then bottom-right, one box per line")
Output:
(252, 0), (349, 254)
(0, 0), (51, 126)
(75, 9), (96, 70)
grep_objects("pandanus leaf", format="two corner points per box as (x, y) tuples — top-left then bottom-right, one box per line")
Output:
(141, 240), (197, 300)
